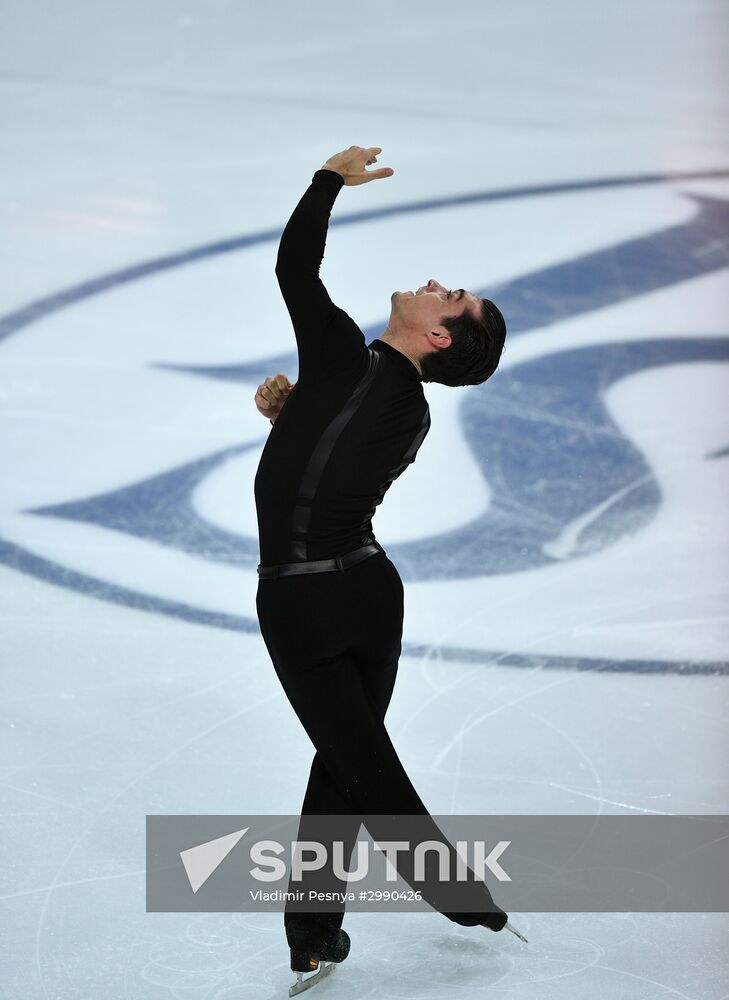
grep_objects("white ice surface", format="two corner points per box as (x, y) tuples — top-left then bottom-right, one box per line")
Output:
(1, 1), (728, 998)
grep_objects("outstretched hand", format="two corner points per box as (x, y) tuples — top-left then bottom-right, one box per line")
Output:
(321, 146), (394, 186)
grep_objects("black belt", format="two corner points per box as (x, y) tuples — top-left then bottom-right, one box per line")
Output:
(257, 541), (384, 579)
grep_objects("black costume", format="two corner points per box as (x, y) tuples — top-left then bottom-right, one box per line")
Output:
(254, 169), (506, 950)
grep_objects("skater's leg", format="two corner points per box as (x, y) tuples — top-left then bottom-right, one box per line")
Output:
(264, 641), (502, 923)
(257, 552), (505, 931)
(284, 753), (361, 943)
(284, 630), (402, 940)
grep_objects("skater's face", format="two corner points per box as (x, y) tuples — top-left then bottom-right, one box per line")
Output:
(390, 279), (481, 335)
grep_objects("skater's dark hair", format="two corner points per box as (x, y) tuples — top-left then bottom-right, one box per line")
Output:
(419, 296), (506, 387)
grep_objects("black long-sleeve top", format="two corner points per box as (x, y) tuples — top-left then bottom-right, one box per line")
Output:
(254, 169), (431, 565)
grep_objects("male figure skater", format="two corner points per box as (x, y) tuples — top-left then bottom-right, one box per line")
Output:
(253, 145), (522, 994)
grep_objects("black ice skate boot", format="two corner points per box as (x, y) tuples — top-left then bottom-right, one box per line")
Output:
(287, 920), (351, 997)
(447, 903), (528, 942)
(480, 906), (529, 943)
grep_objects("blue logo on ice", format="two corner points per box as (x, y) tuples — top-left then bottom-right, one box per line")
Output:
(1, 168), (728, 674)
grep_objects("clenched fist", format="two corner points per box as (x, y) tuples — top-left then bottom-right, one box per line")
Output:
(255, 373), (295, 423)
(321, 145), (394, 186)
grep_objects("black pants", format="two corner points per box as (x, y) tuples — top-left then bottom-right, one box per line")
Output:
(255, 548), (504, 947)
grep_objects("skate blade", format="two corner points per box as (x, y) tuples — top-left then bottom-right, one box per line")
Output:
(289, 960), (336, 996)
(504, 920), (528, 943)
